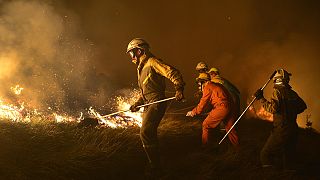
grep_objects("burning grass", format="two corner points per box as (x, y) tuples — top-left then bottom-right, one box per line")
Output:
(0, 114), (319, 179)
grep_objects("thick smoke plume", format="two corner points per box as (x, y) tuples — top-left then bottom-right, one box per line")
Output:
(0, 0), (111, 114)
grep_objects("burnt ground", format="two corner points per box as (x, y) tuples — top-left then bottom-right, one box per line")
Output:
(0, 114), (319, 180)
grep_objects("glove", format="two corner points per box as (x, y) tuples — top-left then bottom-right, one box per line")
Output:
(254, 89), (264, 100)
(186, 111), (195, 117)
(175, 90), (184, 102)
(130, 104), (140, 112)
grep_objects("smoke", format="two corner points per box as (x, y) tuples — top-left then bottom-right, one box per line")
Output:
(238, 33), (320, 130)
(1, 0), (319, 130)
(57, 0), (320, 130)
(0, 0), (112, 113)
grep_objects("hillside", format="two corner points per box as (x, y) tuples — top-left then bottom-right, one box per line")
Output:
(0, 115), (319, 180)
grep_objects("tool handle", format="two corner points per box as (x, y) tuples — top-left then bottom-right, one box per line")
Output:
(218, 70), (276, 145)
(102, 97), (176, 118)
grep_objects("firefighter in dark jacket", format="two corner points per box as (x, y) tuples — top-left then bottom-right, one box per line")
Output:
(254, 69), (307, 170)
(126, 38), (185, 177)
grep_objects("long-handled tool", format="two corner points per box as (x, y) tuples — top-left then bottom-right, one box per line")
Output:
(218, 71), (277, 145)
(102, 97), (176, 118)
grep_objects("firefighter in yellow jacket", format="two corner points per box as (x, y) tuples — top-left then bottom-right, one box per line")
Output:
(254, 69), (307, 170)
(126, 38), (185, 177)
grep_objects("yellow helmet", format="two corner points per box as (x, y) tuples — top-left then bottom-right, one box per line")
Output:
(196, 73), (211, 82)
(208, 67), (220, 75)
(126, 38), (150, 53)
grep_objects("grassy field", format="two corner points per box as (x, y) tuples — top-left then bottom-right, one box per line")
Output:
(0, 114), (319, 180)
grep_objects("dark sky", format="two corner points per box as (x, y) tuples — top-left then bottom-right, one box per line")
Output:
(58, 0), (320, 128)
(0, 0), (319, 129)
(59, 0), (320, 90)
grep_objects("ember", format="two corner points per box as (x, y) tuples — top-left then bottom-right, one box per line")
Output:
(0, 85), (142, 128)
(88, 90), (143, 128)
(11, 85), (24, 95)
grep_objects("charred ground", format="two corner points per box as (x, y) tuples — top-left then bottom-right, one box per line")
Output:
(0, 113), (319, 180)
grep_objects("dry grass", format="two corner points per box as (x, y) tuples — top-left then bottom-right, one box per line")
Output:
(0, 115), (319, 180)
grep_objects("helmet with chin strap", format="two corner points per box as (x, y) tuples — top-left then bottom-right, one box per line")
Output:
(273, 68), (291, 85)
(196, 73), (211, 83)
(126, 38), (150, 53)
(208, 67), (220, 75)
(195, 62), (208, 72)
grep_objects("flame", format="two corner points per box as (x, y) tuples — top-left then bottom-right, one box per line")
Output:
(88, 90), (143, 128)
(11, 85), (24, 95)
(0, 99), (24, 122)
(248, 99), (273, 122)
(53, 113), (81, 123)
(1, 85), (142, 128)
(256, 107), (273, 122)
(1, 85), (81, 124)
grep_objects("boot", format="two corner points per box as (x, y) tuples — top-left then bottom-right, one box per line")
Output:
(143, 146), (163, 179)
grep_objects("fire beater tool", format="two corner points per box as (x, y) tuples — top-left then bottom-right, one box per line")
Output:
(102, 97), (177, 118)
(218, 70), (277, 145)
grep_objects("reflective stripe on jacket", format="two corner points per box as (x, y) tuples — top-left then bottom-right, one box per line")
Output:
(136, 53), (185, 103)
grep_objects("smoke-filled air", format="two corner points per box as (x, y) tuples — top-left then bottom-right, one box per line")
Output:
(1, 0), (320, 129)
(0, 0), (124, 120)
(0, 1), (320, 179)
(0, 0), (319, 130)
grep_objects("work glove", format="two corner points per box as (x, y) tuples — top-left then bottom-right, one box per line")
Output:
(130, 104), (140, 112)
(254, 89), (264, 100)
(175, 90), (184, 102)
(186, 111), (195, 117)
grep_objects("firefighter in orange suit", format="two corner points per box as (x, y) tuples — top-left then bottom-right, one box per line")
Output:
(126, 38), (185, 178)
(208, 67), (240, 147)
(186, 73), (238, 147)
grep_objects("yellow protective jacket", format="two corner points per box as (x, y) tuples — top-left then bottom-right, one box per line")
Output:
(261, 85), (307, 127)
(135, 53), (185, 104)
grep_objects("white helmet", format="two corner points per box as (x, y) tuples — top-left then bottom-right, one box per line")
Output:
(126, 38), (150, 53)
(195, 62), (208, 72)
(273, 68), (291, 85)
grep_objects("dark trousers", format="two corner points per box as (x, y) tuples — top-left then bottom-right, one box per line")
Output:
(260, 125), (298, 169)
(140, 102), (167, 147)
(140, 102), (167, 176)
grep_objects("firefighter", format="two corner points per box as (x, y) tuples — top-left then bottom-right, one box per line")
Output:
(126, 38), (185, 178)
(208, 67), (240, 113)
(194, 61), (209, 98)
(186, 73), (238, 149)
(195, 61), (209, 73)
(254, 68), (307, 170)
(208, 67), (240, 146)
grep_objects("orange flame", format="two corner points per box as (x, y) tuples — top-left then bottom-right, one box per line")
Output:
(10, 85), (24, 95)
(1, 85), (143, 127)
(256, 107), (273, 122)
(88, 90), (143, 128)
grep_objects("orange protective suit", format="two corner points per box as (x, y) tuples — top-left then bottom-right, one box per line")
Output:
(192, 82), (239, 146)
